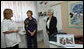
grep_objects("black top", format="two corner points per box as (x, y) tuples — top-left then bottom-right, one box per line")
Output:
(46, 16), (58, 35)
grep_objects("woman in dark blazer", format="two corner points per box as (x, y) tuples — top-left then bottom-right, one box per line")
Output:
(46, 9), (58, 40)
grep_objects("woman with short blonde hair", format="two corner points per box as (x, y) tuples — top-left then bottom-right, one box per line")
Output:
(46, 9), (58, 41)
(1, 9), (21, 48)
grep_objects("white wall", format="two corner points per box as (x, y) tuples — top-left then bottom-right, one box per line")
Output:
(37, 1), (64, 13)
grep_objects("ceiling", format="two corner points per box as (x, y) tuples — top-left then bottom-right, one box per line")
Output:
(37, 1), (64, 7)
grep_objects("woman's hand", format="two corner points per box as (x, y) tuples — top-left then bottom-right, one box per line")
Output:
(31, 32), (34, 36)
(3, 30), (19, 34)
(15, 30), (19, 33)
(28, 30), (32, 36)
(31, 30), (36, 36)
(28, 30), (31, 34)
(47, 31), (49, 34)
(28, 30), (36, 36)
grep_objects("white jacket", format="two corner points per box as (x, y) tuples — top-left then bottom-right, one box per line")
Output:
(1, 19), (21, 48)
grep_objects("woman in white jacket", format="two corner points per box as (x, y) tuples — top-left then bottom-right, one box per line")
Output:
(1, 9), (21, 48)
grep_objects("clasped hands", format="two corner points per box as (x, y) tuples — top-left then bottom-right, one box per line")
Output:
(28, 30), (36, 36)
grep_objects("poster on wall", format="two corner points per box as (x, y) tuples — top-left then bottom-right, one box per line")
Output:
(67, 1), (83, 28)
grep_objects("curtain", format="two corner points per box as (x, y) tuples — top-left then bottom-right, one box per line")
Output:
(1, 1), (38, 22)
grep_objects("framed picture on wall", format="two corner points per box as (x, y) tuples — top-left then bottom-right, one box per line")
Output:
(67, 1), (83, 28)
(57, 34), (75, 46)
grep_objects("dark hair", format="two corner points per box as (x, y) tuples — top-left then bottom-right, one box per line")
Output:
(3, 9), (13, 19)
(26, 10), (33, 15)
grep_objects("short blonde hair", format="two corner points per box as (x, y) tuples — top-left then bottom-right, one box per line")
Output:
(3, 9), (12, 19)
(48, 9), (54, 15)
